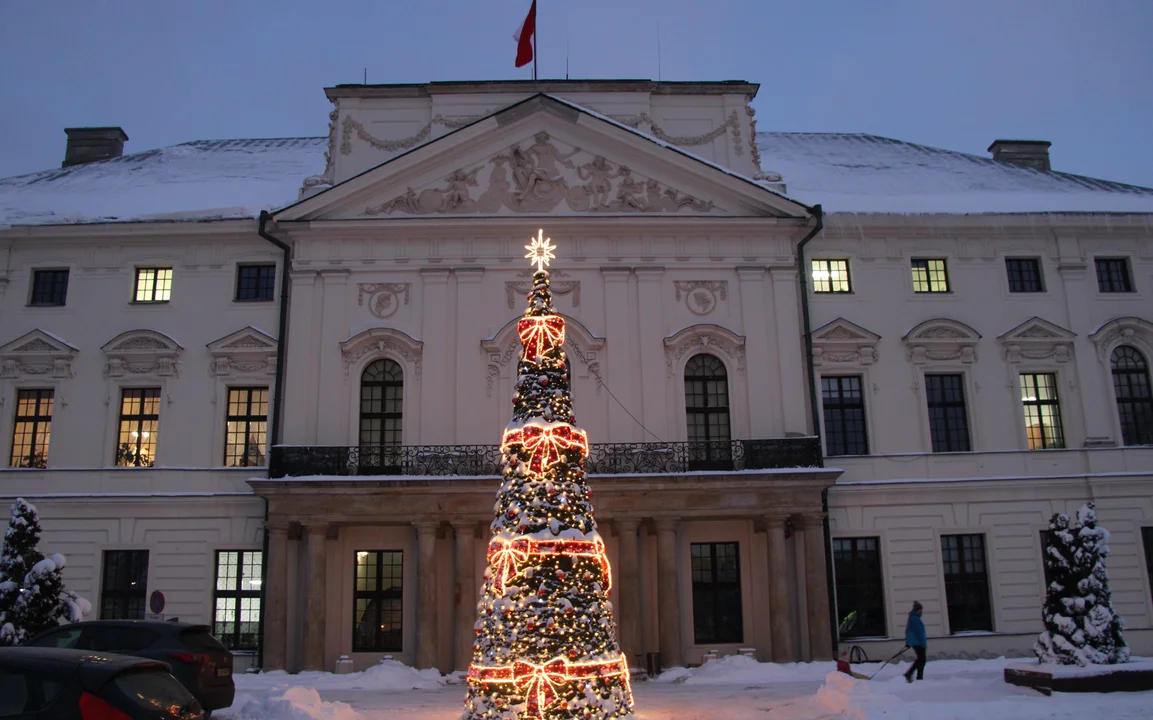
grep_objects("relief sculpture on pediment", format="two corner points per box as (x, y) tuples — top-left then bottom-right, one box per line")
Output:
(365, 132), (718, 216)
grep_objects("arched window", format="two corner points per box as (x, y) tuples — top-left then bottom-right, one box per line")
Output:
(360, 359), (403, 473)
(1111, 346), (1153, 446)
(684, 354), (731, 470)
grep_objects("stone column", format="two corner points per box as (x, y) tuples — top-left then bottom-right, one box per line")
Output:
(615, 519), (641, 665)
(765, 515), (794, 662)
(262, 523), (289, 671)
(302, 522), (329, 671)
(802, 513), (834, 661)
(415, 521), (440, 670)
(655, 518), (682, 669)
(453, 521), (478, 672)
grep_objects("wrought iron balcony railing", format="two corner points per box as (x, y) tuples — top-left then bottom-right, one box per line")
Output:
(269, 437), (820, 479)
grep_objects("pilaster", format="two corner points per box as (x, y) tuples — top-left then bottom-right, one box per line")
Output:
(261, 522), (289, 671)
(737, 266), (780, 436)
(601, 268), (636, 441)
(420, 269), (452, 444)
(316, 270), (351, 444)
(415, 520), (440, 669)
(655, 517), (682, 668)
(634, 267), (668, 440)
(769, 267), (809, 434)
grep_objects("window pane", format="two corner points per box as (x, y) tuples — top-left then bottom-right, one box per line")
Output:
(684, 355), (731, 469)
(224, 387), (269, 466)
(1019, 374), (1064, 450)
(925, 374), (971, 452)
(1095, 259), (1133, 293)
(1006, 259), (1042, 293)
(116, 389), (160, 466)
(360, 361), (404, 459)
(940, 534), (991, 632)
(1111, 346), (1153, 446)
(833, 537), (886, 637)
(822, 376), (868, 456)
(101, 551), (149, 620)
(353, 550), (403, 651)
(10, 389), (53, 468)
(213, 550), (262, 651)
(690, 542), (743, 644)
(30, 269), (70, 306)
(912, 259), (949, 293)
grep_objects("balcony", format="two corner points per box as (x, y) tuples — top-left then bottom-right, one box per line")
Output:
(269, 437), (821, 479)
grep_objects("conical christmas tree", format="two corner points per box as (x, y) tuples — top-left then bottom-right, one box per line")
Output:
(462, 231), (633, 720)
(0, 498), (46, 646)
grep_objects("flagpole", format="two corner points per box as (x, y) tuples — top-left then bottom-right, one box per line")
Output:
(533, 0), (538, 80)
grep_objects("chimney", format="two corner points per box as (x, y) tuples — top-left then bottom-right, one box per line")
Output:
(987, 139), (1051, 172)
(62, 127), (128, 167)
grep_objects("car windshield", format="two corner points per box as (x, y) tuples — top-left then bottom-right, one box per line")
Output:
(111, 668), (202, 719)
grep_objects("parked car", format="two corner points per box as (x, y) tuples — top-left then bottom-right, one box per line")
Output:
(25, 621), (234, 715)
(0, 646), (203, 720)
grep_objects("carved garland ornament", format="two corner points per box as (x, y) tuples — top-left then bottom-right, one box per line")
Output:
(610, 110), (744, 156)
(1088, 317), (1153, 363)
(364, 132), (718, 217)
(340, 327), (423, 379)
(997, 317), (1075, 364)
(0, 330), (78, 379)
(902, 319), (981, 365)
(506, 270), (580, 310)
(663, 325), (746, 378)
(811, 318), (880, 366)
(674, 281), (728, 317)
(340, 114), (485, 156)
(102, 330), (183, 378)
(357, 283), (412, 319)
(207, 327), (278, 377)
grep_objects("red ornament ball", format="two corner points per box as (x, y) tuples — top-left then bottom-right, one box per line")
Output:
(538, 587), (548, 597)
(507, 509), (517, 518)
(565, 607), (574, 615)
(540, 378), (549, 386)
(568, 649), (579, 658)
(556, 570), (565, 580)
(526, 622), (535, 631)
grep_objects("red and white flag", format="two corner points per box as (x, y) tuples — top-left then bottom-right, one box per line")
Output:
(513, 0), (536, 68)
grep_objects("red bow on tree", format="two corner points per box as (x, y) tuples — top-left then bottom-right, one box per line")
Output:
(488, 539), (529, 593)
(518, 315), (566, 359)
(503, 424), (589, 474)
(513, 659), (567, 718)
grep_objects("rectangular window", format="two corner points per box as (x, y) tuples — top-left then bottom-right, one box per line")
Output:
(133, 268), (173, 303)
(912, 259), (949, 293)
(811, 259), (852, 293)
(10, 389), (53, 468)
(1095, 258), (1133, 293)
(101, 550), (149, 620)
(1005, 258), (1044, 293)
(941, 534), (992, 633)
(235, 264), (276, 302)
(116, 388), (160, 467)
(821, 375), (868, 456)
(925, 374), (971, 452)
(1020, 373), (1065, 449)
(29, 269), (70, 306)
(832, 537), (886, 638)
(690, 542), (743, 644)
(224, 387), (268, 467)
(214, 550), (263, 651)
(353, 550), (403, 652)
(1142, 528), (1153, 604)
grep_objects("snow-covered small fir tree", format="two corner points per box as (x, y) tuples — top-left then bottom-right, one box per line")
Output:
(0, 499), (89, 645)
(1034, 502), (1129, 666)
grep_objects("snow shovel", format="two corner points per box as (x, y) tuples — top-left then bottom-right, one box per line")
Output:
(867, 645), (909, 680)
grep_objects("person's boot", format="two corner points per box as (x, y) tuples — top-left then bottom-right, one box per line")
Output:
(904, 670), (913, 683)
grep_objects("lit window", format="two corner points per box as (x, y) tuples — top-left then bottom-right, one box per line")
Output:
(134, 268), (172, 303)
(225, 388), (268, 466)
(10, 389), (53, 468)
(214, 550), (263, 651)
(1019, 373), (1064, 449)
(912, 259), (949, 293)
(811, 259), (852, 293)
(116, 388), (160, 466)
(353, 550), (403, 652)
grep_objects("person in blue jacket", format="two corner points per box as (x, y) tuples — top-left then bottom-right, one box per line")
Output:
(903, 601), (927, 682)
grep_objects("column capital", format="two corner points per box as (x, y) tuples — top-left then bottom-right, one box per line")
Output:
(654, 517), (681, 533)
(736, 265), (767, 280)
(301, 521), (330, 535)
(414, 519), (441, 535)
(453, 267), (485, 282)
(420, 267), (452, 282)
(266, 520), (290, 535)
(451, 519), (482, 538)
(615, 517), (640, 533)
(795, 512), (828, 529)
(634, 266), (665, 280)
(600, 267), (631, 281)
(763, 514), (790, 531)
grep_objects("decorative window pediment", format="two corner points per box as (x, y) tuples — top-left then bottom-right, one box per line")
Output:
(340, 327), (423, 378)
(998, 317), (1075, 364)
(811, 318), (880, 366)
(207, 326), (278, 376)
(0, 329), (78, 379)
(902, 318), (981, 364)
(1089, 317), (1153, 362)
(663, 324), (746, 377)
(482, 314), (605, 397)
(102, 330), (183, 377)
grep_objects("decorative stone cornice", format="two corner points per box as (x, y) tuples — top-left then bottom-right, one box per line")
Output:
(0, 329), (78, 379)
(1089, 316), (1153, 362)
(997, 317), (1075, 364)
(101, 329), (182, 378)
(663, 324), (746, 377)
(340, 327), (423, 378)
(902, 319), (981, 364)
(811, 318), (880, 367)
(206, 326), (278, 377)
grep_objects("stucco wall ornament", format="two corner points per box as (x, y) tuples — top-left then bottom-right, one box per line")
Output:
(304, 109), (340, 188)
(609, 111), (744, 156)
(663, 324), (747, 377)
(340, 327), (423, 379)
(505, 269), (579, 310)
(674, 281), (728, 316)
(998, 317), (1075, 364)
(364, 133), (718, 217)
(0, 329), (78, 379)
(745, 105), (784, 183)
(1088, 317), (1153, 362)
(207, 327), (278, 377)
(102, 330), (183, 378)
(357, 283), (412, 319)
(810, 318), (880, 367)
(902, 319), (981, 365)
(340, 114), (485, 156)
(482, 314), (604, 397)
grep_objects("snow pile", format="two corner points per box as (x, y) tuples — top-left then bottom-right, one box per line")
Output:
(653, 654), (833, 685)
(813, 671), (900, 719)
(236, 659), (446, 692)
(222, 688), (361, 720)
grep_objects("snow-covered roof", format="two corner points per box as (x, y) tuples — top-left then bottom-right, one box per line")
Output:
(3, 124), (1153, 228)
(0, 137), (326, 228)
(757, 132), (1153, 215)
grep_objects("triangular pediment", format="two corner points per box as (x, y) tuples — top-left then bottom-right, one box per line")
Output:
(0, 329), (78, 379)
(812, 318), (881, 344)
(811, 318), (880, 366)
(207, 327), (278, 377)
(275, 94), (809, 221)
(0, 329), (78, 357)
(998, 317), (1075, 343)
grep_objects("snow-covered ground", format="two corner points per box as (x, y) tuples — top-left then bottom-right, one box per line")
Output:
(220, 655), (1153, 720)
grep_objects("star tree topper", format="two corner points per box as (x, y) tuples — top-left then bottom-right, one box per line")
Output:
(524, 228), (556, 271)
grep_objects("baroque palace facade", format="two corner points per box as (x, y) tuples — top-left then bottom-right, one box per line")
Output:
(1, 80), (1152, 673)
